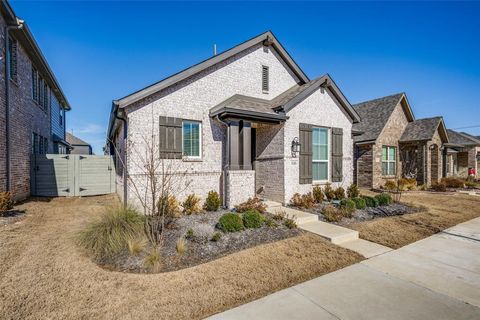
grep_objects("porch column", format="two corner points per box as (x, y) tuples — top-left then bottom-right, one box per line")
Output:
(239, 121), (252, 170)
(228, 121), (240, 170)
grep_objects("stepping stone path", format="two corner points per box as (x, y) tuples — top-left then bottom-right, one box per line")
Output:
(265, 201), (392, 258)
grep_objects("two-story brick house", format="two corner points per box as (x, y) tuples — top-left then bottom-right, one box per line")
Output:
(0, 0), (71, 200)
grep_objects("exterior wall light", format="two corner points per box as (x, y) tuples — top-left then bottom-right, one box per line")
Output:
(291, 137), (301, 157)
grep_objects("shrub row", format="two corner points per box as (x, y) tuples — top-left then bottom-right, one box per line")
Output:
(217, 209), (267, 233)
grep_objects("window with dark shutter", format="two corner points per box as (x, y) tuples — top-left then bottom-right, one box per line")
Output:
(38, 78), (44, 107)
(43, 83), (49, 110)
(299, 123), (313, 184)
(159, 116), (182, 159)
(331, 127), (343, 182)
(262, 65), (269, 92)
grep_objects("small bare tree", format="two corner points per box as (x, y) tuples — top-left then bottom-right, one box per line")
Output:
(390, 146), (419, 202)
(109, 109), (191, 247)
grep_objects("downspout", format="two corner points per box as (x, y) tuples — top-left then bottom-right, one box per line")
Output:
(114, 108), (128, 207)
(4, 20), (24, 192)
(216, 115), (229, 208)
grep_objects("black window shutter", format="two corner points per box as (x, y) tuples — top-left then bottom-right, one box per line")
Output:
(299, 123), (313, 184)
(159, 116), (182, 159)
(331, 127), (343, 182)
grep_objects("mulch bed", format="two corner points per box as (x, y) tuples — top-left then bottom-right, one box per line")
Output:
(293, 201), (422, 226)
(103, 210), (301, 273)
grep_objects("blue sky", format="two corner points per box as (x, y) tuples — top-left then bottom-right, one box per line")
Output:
(12, 1), (480, 154)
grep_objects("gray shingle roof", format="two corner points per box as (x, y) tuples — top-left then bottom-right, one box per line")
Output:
(66, 133), (91, 146)
(400, 117), (444, 142)
(210, 75), (360, 123)
(446, 129), (480, 146)
(352, 93), (404, 143)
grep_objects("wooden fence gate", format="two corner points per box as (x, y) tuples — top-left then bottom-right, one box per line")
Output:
(31, 154), (116, 197)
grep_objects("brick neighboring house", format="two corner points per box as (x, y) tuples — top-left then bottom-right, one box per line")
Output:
(107, 31), (360, 208)
(353, 93), (449, 188)
(0, 0), (70, 200)
(66, 132), (93, 155)
(444, 129), (480, 178)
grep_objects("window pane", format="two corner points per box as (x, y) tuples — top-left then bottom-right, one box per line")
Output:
(319, 145), (328, 161)
(382, 162), (388, 175)
(313, 162), (328, 181)
(312, 128), (328, 161)
(382, 147), (388, 161)
(389, 147), (396, 160)
(319, 129), (328, 145)
(389, 162), (396, 176)
(183, 121), (200, 157)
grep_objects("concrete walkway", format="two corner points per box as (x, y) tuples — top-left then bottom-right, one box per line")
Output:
(265, 202), (391, 258)
(208, 217), (480, 320)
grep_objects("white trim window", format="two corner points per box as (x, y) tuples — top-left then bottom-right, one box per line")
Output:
(312, 127), (329, 182)
(382, 146), (396, 176)
(182, 120), (201, 159)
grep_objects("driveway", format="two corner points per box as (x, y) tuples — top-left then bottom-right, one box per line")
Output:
(209, 217), (480, 320)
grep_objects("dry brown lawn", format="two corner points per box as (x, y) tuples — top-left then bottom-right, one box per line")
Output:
(0, 195), (362, 320)
(350, 192), (480, 249)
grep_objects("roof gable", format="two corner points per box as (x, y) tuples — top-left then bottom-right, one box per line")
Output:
(209, 74), (360, 124)
(66, 133), (91, 146)
(352, 93), (412, 143)
(115, 31), (309, 109)
(446, 129), (480, 146)
(400, 117), (448, 143)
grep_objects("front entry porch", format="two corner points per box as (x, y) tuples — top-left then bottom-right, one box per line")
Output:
(210, 95), (288, 207)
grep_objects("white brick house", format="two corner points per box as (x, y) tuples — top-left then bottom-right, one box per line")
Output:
(107, 31), (360, 208)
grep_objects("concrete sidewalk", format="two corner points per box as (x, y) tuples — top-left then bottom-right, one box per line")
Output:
(208, 217), (480, 320)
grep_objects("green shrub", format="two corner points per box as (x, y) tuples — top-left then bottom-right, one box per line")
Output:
(235, 197), (267, 214)
(0, 192), (14, 215)
(265, 218), (278, 228)
(78, 206), (145, 261)
(312, 185), (324, 203)
(242, 210), (265, 229)
(324, 183), (335, 201)
(334, 187), (346, 200)
(352, 197), (366, 210)
(441, 177), (464, 188)
(347, 184), (360, 198)
(284, 218), (297, 229)
(375, 193), (392, 206)
(339, 198), (356, 213)
(384, 180), (397, 191)
(204, 190), (221, 211)
(290, 192), (315, 209)
(362, 196), (379, 208)
(182, 194), (202, 215)
(322, 205), (344, 222)
(431, 182), (447, 192)
(218, 213), (244, 232)
(210, 232), (222, 242)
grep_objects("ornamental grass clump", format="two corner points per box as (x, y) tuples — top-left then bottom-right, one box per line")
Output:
(218, 213), (244, 232)
(204, 191), (221, 212)
(78, 206), (145, 261)
(235, 197), (267, 214)
(242, 210), (265, 229)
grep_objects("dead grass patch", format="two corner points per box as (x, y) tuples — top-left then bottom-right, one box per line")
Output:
(350, 192), (480, 249)
(0, 195), (362, 319)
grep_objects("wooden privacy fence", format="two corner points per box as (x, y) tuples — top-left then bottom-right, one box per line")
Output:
(31, 154), (116, 197)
